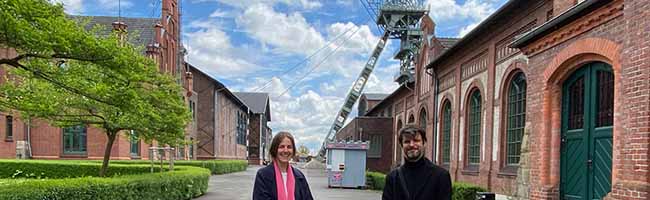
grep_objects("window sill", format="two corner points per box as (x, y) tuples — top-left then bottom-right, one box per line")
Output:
(61, 154), (88, 158)
(130, 156), (142, 160)
(498, 166), (518, 178)
(461, 170), (479, 176)
(4, 138), (13, 142)
(462, 165), (479, 175)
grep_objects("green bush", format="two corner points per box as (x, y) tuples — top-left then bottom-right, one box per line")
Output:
(366, 171), (386, 190)
(0, 166), (209, 200)
(0, 160), (153, 179)
(101, 159), (248, 175)
(365, 171), (488, 200)
(452, 182), (488, 200)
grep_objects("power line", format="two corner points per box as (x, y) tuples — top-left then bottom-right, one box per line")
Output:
(274, 24), (365, 98)
(250, 23), (359, 93)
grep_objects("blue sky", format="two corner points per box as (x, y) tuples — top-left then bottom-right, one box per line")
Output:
(54, 0), (508, 155)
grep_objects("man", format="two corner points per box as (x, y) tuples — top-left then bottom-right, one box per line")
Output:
(382, 124), (452, 200)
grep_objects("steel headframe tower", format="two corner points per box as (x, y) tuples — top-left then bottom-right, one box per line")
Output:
(316, 0), (428, 159)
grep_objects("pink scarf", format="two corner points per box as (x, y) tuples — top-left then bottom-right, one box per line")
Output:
(273, 161), (295, 200)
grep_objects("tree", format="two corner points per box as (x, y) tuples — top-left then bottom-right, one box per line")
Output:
(297, 145), (310, 157)
(0, 0), (191, 176)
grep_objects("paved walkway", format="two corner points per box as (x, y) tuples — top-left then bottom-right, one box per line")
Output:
(196, 164), (382, 200)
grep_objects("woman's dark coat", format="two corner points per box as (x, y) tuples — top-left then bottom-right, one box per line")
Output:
(253, 163), (314, 200)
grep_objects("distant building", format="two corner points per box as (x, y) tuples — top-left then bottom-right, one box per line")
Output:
(189, 64), (249, 160)
(234, 92), (272, 165)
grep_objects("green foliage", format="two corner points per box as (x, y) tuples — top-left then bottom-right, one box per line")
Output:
(0, 159), (209, 200)
(101, 159), (248, 175)
(364, 171), (488, 200)
(0, 0), (191, 176)
(0, 166), (209, 200)
(0, 160), (153, 179)
(366, 171), (386, 190)
(452, 182), (488, 200)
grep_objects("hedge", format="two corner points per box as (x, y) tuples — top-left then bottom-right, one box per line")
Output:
(0, 160), (154, 179)
(365, 171), (488, 200)
(452, 182), (488, 200)
(0, 166), (209, 200)
(366, 171), (386, 190)
(101, 159), (248, 175)
(0, 160), (210, 200)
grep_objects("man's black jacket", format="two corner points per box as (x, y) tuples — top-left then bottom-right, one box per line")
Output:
(382, 158), (452, 200)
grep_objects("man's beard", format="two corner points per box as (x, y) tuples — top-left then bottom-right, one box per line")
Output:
(404, 147), (425, 162)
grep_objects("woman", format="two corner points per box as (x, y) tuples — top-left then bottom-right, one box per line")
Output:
(253, 132), (313, 200)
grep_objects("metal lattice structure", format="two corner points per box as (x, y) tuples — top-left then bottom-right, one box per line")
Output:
(317, 0), (428, 159)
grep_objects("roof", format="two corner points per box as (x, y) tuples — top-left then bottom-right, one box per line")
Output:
(233, 92), (272, 121)
(69, 15), (159, 50)
(186, 63), (249, 110)
(437, 37), (460, 49)
(427, 0), (526, 69)
(364, 83), (412, 116)
(511, 0), (608, 48)
(362, 93), (390, 101)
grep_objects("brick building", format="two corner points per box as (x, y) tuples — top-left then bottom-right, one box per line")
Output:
(234, 92), (273, 165)
(189, 64), (249, 160)
(337, 0), (648, 199)
(424, 0), (647, 199)
(0, 0), (197, 160)
(335, 15), (457, 172)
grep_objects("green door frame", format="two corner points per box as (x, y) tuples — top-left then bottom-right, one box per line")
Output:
(561, 62), (613, 200)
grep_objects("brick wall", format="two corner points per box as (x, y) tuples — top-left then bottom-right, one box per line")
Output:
(248, 114), (261, 165)
(335, 117), (393, 173)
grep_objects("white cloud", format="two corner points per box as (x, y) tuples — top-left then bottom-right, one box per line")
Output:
(97, 0), (133, 9)
(426, 0), (495, 21)
(209, 9), (233, 18)
(184, 20), (261, 78)
(458, 21), (480, 37)
(326, 22), (378, 55)
(50, 0), (84, 14)
(237, 4), (326, 56)
(215, 0), (322, 9)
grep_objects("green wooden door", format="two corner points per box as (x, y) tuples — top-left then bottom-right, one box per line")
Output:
(561, 62), (613, 200)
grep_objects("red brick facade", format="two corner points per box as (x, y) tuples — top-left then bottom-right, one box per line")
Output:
(0, 0), (194, 161)
(189, 65), (248, 160)
(335, 117), (393, 173)
(425, 0), (648, 199)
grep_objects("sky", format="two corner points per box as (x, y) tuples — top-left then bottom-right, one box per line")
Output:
(52, 0), (508, 155)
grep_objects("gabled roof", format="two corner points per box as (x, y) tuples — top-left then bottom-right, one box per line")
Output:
(187, 63), (249, 110)
(233, 92), (272, 121)
(427, 0), (527, 69)
(69, 15), (159, 51)
(437, 37), (460, 49)
(362, 93), (390, 101)
(364, 83), (413, 116)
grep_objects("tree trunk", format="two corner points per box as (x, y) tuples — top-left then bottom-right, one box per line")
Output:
(99, 131), (117, 177)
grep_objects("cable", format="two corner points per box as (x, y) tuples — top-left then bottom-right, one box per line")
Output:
(249, 22), (360, 93)
(359, 0), (384, 35)
(274, 24), (364, 98)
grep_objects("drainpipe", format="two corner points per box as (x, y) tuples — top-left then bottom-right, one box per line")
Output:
(426, 68), (439, 163)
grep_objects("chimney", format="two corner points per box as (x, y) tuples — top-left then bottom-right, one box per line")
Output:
(111, 21), (128, 45)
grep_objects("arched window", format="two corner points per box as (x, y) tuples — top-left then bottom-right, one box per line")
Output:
(467, 89), (482, 167)
(505, 72), (527, 166)
(419, 108), (427, 130)
(441, 101), (452, 165)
